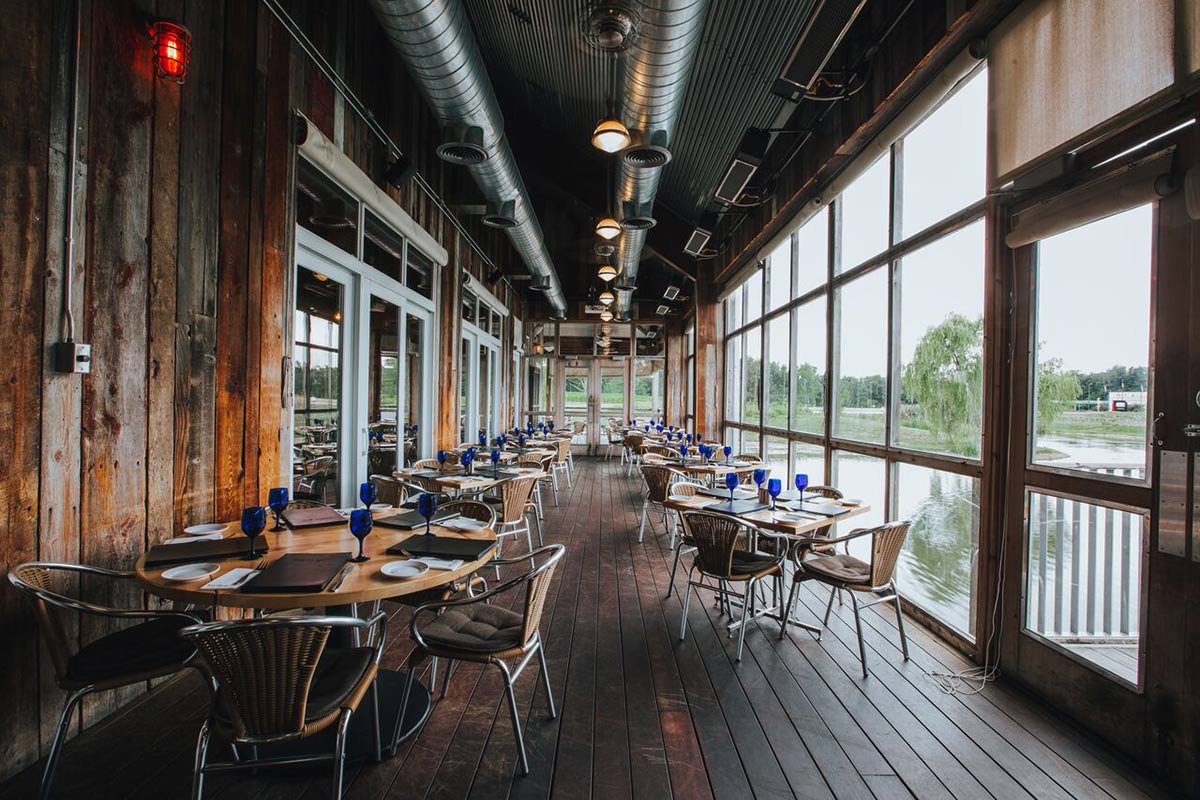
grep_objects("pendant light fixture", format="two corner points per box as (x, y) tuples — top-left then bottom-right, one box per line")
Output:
(597, 264), (617, 282)
(598, 289), (615, 306)
(595, 216), (621, 240)
(591, 50), (630, 153)
(600, 308), (614, 322)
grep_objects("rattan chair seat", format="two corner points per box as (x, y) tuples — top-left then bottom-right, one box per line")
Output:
(728, 551), (782, 577)
(802, 552), (872, 586)
(65, 615), (198, 688)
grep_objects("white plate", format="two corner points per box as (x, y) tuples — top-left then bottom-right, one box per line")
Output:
(183, 523), (228, 536)
(370, 502), (393, 511)
(381, 560), (430, 580)
(163, 533), (225, 545)
(161, 563), (220, 582)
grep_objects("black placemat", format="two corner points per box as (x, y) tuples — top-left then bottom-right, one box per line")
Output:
(702, 499), (771, 516)
(386, 535), (496, 561)
(242, 552), (351, 593)
(144, 537), (268, 568)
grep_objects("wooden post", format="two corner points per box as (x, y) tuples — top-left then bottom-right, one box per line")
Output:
(692, 259), (723, 441)
(436, 229), (462, 451)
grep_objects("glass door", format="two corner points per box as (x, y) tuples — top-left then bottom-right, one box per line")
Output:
(459, 326), (502, 444)
(598, 361), (627, 443)
(562, 363), (590, 447)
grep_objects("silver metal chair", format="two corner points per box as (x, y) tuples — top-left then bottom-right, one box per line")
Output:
(411, 545), (565, 776)
(638, 464), (686, 544)
(8, 563), (204, 800)
(180, 613), (387, 799)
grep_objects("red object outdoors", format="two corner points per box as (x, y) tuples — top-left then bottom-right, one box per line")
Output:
(150, 19), (190, 83)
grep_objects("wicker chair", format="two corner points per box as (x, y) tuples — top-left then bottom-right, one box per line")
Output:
(622, 433), (645, 475)
(664, 481), (706, 597)
(549, 437), (573, 492)
(411, 545), (565, 776)
(297, 456), (335, 503)
(485, 476), (540, 577)
(518, 451), (554, 536)
(785, 521), (912, 678)
(412, 458), (440, 470)
(181, 613), (386, 799)
(368, 474), (403, 507)
(9, 563), (204, 800)
(604, 426), (624, 460)
(676, 511), (789, 661)
(638, 465), (686, 544)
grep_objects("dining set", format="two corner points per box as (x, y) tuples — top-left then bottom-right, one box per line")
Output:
(8, 425), (573, 799)
(611, 417), (913, 673)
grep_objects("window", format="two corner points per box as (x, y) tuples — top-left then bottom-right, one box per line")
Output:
(790, 442), (825, 486)
(763, 435), (789, 481)
(406, 247), (435, 300)
(765, 314), (790, 429)
(725, 287), (743, 331)
(831, 450), (885, 560)
(725, 333), (744, 424)
(1031, 205), (1152, 480)
(633, 359), (664, 416)
(744, 267), (763, 322)
(296, 158), (358, 256)
(837, 155), (891, 272)
(897, 220), (985, 457)
(791, 298), (825, 435)
(899, 69), (987, 237)
(834, 269), (887, 443)
(1025, 492), (1143, 685)
(767, 239), (792, 312)
(795, 207), (829, 297)
(461, 288), (478, 327)
(685, 323), (696, 423)
(742, 325), (762, 426)
(362, 211), (403, 282)
(894, 463), (980, 638)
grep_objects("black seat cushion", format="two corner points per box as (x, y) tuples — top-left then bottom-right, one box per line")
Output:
(420, 603), (524, 654)
(729, 551), (779, 576)
(65, 615), (198, 686)
(803, 553), (871, 585)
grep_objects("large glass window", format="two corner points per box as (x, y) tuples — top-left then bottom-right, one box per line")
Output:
(742, 325), (762, 426)
(634, 359), (665, 417)
(831, 450), (885, 560)
(725, 333), (744, 424)
(362, 211), (403, 282)
(292, 267), (344, 505)
(1031, 205), (1152, 480)
(744, 267), (763, 323)
(791, 298), (825, 436)
(897, 220), (985, 457)
(295, 158), (358, 256)
(834, 269), (887, 443)
(1025, 492), (1143, 685)
(767, 239), (792, 312)
(894, 463), (980, 638)
(899, 69), (987, 236)
(838, 155), (891, 272)
(795, 207), (829, 297)
(765, 314), (790, 429)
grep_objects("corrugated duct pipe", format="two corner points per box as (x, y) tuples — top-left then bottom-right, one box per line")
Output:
(369, 0), (569, 316)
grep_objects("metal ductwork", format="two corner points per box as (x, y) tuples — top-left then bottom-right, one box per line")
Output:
(368, 0), (568, 315)
(610, 0), (710, 313)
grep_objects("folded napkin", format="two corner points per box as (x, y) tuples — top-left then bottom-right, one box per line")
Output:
(164, 533), (225, 545)
(419, 557), (464, 571)
(201, 567), (260, 590)
(443, 517), (486, 532)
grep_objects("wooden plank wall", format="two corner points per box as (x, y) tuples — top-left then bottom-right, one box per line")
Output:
(0, 0), (526, 781)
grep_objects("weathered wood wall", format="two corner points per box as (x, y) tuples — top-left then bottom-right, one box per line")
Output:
(0, 0), (525, 780)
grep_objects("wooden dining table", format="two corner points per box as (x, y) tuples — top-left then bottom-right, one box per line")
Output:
(135, 511), (499, 759)
(393, 466), (548, 496)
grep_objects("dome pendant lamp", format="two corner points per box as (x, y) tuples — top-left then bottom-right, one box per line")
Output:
(597, 264), (617, 282)
(591, 118), (630, 153)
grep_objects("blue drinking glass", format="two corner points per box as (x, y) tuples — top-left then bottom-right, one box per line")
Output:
(479, 432), (487, 446)
(753, 468), (766, 488)
(724, 471), (739, 502)
(686, 433), (693, 444)
(417, 492), (438, 536)
(723, 445), (733, 463)
(548, 420), (555, 431)
(795, 473), (809, 501)
(437, 449), (448, 470)
(411, 423), (418, 434)
(359, 480), (378, 508)
(463, 447), (476, 475)
(268, 486), (288, 531)
(644, 425), (650, 432)
(657, 425), (664, 433)
(518, 433), (527, 451)
(241, 506), (266, 558)
(490, 447), (501, 475)
(680, 444), (688, 458)
(349, 508), (373, 562)
(768, 478), (782, 510)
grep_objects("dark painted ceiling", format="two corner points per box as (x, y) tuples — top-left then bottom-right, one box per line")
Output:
(459, 0), (820, 305)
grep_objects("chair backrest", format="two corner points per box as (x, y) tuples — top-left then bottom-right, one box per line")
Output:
(8, 565), (72, 681)
(553, 437), (571, 463)
(571, 420), (585, 434)
(735, 454), (762, 464)
(518, 451), (554, 472)
(499, 476), (539, 523)
(440, 499), (498, 529)
(868, 520), (910, 587)
(680, 510), (757, 578)
(369, 474), (402, 507)
(181, 617), (342, 740)
(807, 484), (844, 499)
(641, 464), (681, 503)
(286, 499), (326, 510)
(622, 433), (644, 449)
(520, 545), (566, 643)
(413, 458), (440, 470)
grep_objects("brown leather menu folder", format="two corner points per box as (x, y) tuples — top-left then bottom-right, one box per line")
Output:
(242, 553), (351, 593)
(144, 537), (267, 568)
(280, 505), (346, 529)
(386, 535), (495, 561)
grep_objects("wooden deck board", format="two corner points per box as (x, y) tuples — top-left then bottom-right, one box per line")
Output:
(0, 457), (1175, 800)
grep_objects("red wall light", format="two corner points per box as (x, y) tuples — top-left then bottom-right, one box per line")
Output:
(149, 19), (190, 84)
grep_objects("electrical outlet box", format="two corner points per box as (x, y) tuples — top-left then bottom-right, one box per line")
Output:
(52, 341), (92, 374)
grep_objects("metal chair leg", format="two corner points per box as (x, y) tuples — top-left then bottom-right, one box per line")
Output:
(678, 566), (694, 641)
(638, 501), (649, 543)
(735, 578), (754, 661)
(497, 661), (529, 776)
(331, 709), (352, 799)
(851, 593), (869, 679)
(370, 681), (382, 761)
(440, 659), (454, 699)
(666, 545), (684, 598)
(823, 585), (838, 625)
(536, 641), (556, 718)
(780, 576), (800, 640)
(891, 582), (910, 662)
(41, 686), (89, 800)
(190, 719), (211, 800)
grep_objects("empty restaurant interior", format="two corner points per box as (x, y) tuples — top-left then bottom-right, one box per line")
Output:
(2, 0), (1200, 797)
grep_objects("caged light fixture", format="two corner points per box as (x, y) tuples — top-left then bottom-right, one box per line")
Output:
(149, 19), (191, 83)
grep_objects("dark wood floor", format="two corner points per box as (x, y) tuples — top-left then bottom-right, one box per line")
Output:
(2, 458), (1176, 799)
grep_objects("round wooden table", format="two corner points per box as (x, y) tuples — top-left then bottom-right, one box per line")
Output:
(135, 512), (498, 759)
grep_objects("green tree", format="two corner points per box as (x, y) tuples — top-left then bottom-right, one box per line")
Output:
(1035, 357), (1081, 434)
(901, 314), (983, 449)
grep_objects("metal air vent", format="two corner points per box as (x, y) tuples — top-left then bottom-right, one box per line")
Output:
(585, 4), (638, 51)
(622, 129), (672, 168)
(481, 200), (518, 228)
(436, 126), (488, 165)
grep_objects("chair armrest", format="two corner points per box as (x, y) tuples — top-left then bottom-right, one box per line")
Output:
(792, 526), (872, 549)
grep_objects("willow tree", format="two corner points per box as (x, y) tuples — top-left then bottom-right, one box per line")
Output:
(901, 314), (983, 452)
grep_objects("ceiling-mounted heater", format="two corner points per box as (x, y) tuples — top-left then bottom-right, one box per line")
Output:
(714, 128), (770, 204)
(773, 0), (869, 101)
(684, 210), (719, 256)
